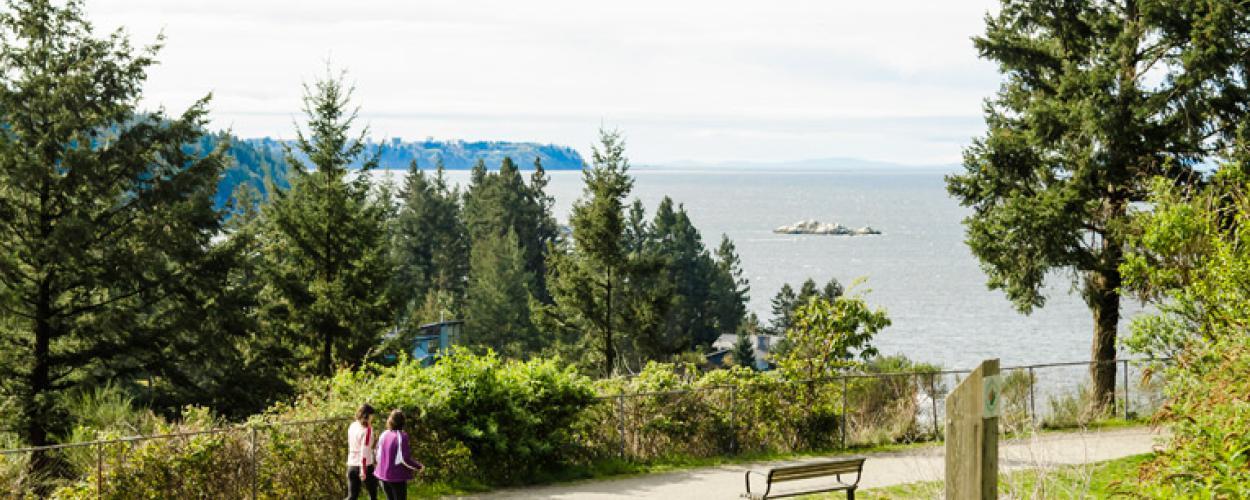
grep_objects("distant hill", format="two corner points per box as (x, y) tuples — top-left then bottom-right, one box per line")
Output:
(210, 136), (585, 209)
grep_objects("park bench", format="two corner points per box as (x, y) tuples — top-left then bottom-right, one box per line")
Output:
(742, 457), (865, 500)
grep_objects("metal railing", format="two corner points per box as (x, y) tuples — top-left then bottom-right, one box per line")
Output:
(0, 357), (1170, 498)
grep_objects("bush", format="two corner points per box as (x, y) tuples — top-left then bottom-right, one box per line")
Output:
(327, 349), (597, 485)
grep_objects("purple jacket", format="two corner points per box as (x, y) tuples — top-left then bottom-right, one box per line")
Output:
(373, 430), (422, 482)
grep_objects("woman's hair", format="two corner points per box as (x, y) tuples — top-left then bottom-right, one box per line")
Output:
(355, 404), (375, 424)
(386, 409), (405, 431)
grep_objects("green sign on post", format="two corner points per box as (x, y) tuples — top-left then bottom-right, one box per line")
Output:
(983, 374), (1003, 419)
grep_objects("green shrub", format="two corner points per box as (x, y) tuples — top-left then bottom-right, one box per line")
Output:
(327, 348), (597, 485)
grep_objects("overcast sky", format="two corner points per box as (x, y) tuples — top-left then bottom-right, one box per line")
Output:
(91, 0), (1001, 165)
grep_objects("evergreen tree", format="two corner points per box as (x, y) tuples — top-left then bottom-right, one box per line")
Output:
(797, 278), (820, 305)
(391, 158), (469, 327)
(732, 333), (756, 370)
(821, 278), (844, 302)
(528, 157), (560, 302)
(617, 200), (678, 365)
(947, 0), (1247, 407)
(464, 229), (537, 357)
(650, 197), (719, 350)
(769, 284), (798, 334)
(0, 0), (226, 450)
(548, 129), (634, 376)
(259, 69), (391, 377)
(463, 156), (558, 301)
(152, 184), (292, 419)
(710, 235), (750, 334)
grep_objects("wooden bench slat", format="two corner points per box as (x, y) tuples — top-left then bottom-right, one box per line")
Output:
(768, 460), (863, 479)
(772, 470), (855, 482)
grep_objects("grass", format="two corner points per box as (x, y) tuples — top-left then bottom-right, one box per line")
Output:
(846, 453), (1153, 499)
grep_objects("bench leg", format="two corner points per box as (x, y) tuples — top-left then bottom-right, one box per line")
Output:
(847, 486), (855, 500)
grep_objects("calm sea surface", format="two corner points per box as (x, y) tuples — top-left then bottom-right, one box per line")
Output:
(374, 167), (1142, 370)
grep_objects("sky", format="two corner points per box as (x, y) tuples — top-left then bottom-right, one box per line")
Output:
(91, 0), (1002, 165)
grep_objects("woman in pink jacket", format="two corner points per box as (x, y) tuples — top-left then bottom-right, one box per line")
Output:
(373, 409), (424, 500)
(345, 404), (377, 500)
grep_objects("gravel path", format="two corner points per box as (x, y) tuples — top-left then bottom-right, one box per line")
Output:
(471, 427), (1162, 499)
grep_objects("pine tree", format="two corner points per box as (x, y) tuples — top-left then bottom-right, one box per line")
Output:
(821, 278), (843, 301)
(947, 0), (1247, 407)
(391, 158), (469, 328)
(463, 156), (558, 301)
(0, 0), (226, 451)
(732, 333), (757, 370)
(548, 128), (634, 376)
(650, 197), (719, 350)
(528, 157), (560, 302)
(797, 278), (819, 305)
(464, 229), (537, 357)
(769, 284), (798, 334)
(710, 235), (750, 334)
(259, 69), (392, 377)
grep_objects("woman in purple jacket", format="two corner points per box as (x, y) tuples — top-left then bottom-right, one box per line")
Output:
(373, 409), (424, 500)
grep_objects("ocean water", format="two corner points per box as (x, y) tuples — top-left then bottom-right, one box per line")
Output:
(374, 167), (1142, 370)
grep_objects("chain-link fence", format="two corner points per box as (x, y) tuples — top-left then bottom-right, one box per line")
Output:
(595, 358), (1170, 462)
(0, 417), (349, 498)
(0, 358), (1168, 498)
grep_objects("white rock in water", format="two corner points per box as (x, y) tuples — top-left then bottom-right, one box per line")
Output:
(773, 220), (879, 235)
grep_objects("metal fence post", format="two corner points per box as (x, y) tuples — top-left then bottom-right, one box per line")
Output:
(840, 376), (848, 449)
(617, 395), (626, 459)
(249, 425), (258, 500)
(729, 385), (737, 455)
(1122, 359), (1130, 420)
(1028, 366), (1037, 426)
(928, 373), (939, 440)
(96, 440), (102, 500)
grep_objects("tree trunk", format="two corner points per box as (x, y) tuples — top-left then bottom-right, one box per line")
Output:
(605, 267), (615, 377)
(321, 327), (333, 377)
(1087, 266), (1121, 413)
(27, 278), (54, 489)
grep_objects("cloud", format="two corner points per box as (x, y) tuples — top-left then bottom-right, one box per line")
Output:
(89, 0), (1001, 164)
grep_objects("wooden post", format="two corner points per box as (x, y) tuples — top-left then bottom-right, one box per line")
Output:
(945, 359), (1000, 500)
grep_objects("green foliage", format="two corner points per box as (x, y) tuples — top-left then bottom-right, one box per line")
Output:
(256, 68), (392, 377)
(546, 129), (635, 376)
(464, 229), (539, 357)
(390, 159), (469, 329)
(462, 156), (559, 303)
(330, 349), (597, 484)
(0, 0), (227, 449)
(732, 334), (756, 370)
(767, 278), (841, 335)
(769, 284), (798, 333)
(776, 290), (890, 382)
(1120, 170), (1250, 496)
(946, 0), (1249, 405)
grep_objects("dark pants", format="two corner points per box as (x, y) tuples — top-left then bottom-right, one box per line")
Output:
(346, 465), (378, 500)
(381, 480), (407, 500)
